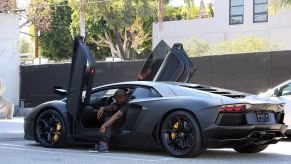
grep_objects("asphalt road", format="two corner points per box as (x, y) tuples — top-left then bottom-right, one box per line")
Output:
(0, 118), (290, 164)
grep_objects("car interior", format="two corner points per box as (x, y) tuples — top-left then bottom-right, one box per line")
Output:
(80, 87), (135, 129)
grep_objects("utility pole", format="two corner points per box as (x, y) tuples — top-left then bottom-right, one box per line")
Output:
(157, 0), (164, 43)
(80, 0), (85, 38)
(34, 20), (39, 59)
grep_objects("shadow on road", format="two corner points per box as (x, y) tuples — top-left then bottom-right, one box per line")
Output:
(23, 141), (291, 160)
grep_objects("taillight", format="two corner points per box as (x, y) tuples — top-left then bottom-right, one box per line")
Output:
(219, 104), (251, 113)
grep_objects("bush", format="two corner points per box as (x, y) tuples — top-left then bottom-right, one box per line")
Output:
(183, 35), (283, 56)
(209, 35), (282, 55)
(183, 36), (210, 57)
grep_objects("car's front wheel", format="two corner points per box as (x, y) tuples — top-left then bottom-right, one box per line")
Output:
(35, 109), (66, 148)
(233, 144), (268, 153)
(161, 111), (202, 157)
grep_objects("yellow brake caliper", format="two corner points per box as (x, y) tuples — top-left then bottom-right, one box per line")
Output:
(171, 122), (179, 139)
(53, 122), (62, 142)
(165, 122), (179, 140)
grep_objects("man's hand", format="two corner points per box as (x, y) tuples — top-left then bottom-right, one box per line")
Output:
(97, 107), (105, 119)
(100, 124), (106, 133)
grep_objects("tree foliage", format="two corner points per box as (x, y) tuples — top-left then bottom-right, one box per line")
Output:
(28, 0), (53, 32)
(183, 36), (282, 57)
(270, 0), (291, 12)
(39, 0), (74, 61)
(19, 37), (32, 54)
(69, 0), (155, 60)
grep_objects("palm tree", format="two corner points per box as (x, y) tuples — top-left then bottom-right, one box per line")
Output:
(270, 0), (291, 11)
(184, 0), (195, 8)
(157, 0), (195, 37)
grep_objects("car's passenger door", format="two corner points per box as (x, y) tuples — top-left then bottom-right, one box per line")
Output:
(137, 40), (196, 83)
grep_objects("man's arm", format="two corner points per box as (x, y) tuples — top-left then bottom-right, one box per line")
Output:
(103, 105), (118, 112)
(97, 105), (118, 119)
(100, 111), (124, 133)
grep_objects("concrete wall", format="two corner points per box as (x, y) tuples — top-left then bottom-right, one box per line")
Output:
(20, 51), (291, 107)
(153, 0), (291, 50)
(0, 13), (19, 106)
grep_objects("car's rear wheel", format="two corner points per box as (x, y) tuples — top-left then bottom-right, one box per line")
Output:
(161, 111), (202, 157)
(35, 109), (66, 148)
(233, 144), (268, 153)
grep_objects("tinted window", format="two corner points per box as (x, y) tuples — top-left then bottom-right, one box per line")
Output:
(90, 88), (118, 102)
(138, 41), (170, 81)
(229, 0), (244, 25)
(131, 87), (161, 99)
(281, 84), (291, 96)
(254, 0), (268, 23)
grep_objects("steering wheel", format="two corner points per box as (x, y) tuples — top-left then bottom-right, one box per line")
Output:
(105, 96), (115, 106)
(99, 96), (115, 107)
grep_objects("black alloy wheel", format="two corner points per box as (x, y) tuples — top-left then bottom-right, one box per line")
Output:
(35, 109), (66, 148)
(161, 111), (202, 157)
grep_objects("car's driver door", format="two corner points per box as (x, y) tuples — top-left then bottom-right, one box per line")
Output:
(66, 37), (96, 135)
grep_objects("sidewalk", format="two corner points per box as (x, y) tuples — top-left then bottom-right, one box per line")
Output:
(0, 117), (24, 141)
(0, 117), (24, 123)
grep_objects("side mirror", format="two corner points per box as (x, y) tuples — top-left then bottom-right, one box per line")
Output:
(273, 88), (281, 97)
(53, 86), (67, 96)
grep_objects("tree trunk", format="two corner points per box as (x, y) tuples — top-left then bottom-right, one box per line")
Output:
(113, 27), (126, 60)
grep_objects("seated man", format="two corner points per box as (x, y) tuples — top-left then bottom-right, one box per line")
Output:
(89, 89), (129, 153)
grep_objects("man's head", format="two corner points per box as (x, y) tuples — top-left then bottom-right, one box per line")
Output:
(114, 89), (129, 105)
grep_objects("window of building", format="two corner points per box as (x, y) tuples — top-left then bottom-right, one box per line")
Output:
(229, 0), (244, 25)
(253, 0), (268, 23)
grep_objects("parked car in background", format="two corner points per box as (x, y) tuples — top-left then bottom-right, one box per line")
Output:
(259, 79), (291, 137)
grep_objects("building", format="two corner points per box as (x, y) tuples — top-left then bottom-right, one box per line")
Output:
(153, 0), (291, 50)
(0, 13), (20, 106)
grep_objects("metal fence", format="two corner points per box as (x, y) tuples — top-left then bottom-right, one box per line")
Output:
(20, 51), (291, 107)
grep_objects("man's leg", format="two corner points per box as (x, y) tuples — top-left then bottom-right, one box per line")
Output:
(89, 113), (112, 153)
(98, 115), (112, 152)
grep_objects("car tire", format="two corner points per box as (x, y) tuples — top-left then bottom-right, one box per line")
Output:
(35, 109), (66, 148)
(161, 111), (202, 158)
(233, 144), (268, 153)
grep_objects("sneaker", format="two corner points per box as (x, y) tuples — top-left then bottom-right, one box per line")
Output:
(99, 141), (109, 153)
(88, 144), (99, 153)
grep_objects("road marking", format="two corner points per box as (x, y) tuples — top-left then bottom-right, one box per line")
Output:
(0, 143), (173, 161)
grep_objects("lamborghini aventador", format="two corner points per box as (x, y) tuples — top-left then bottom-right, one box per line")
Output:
(24, 37), (288, 158)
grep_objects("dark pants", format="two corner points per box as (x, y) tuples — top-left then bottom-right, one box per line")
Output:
(99, 112), (124, 143)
